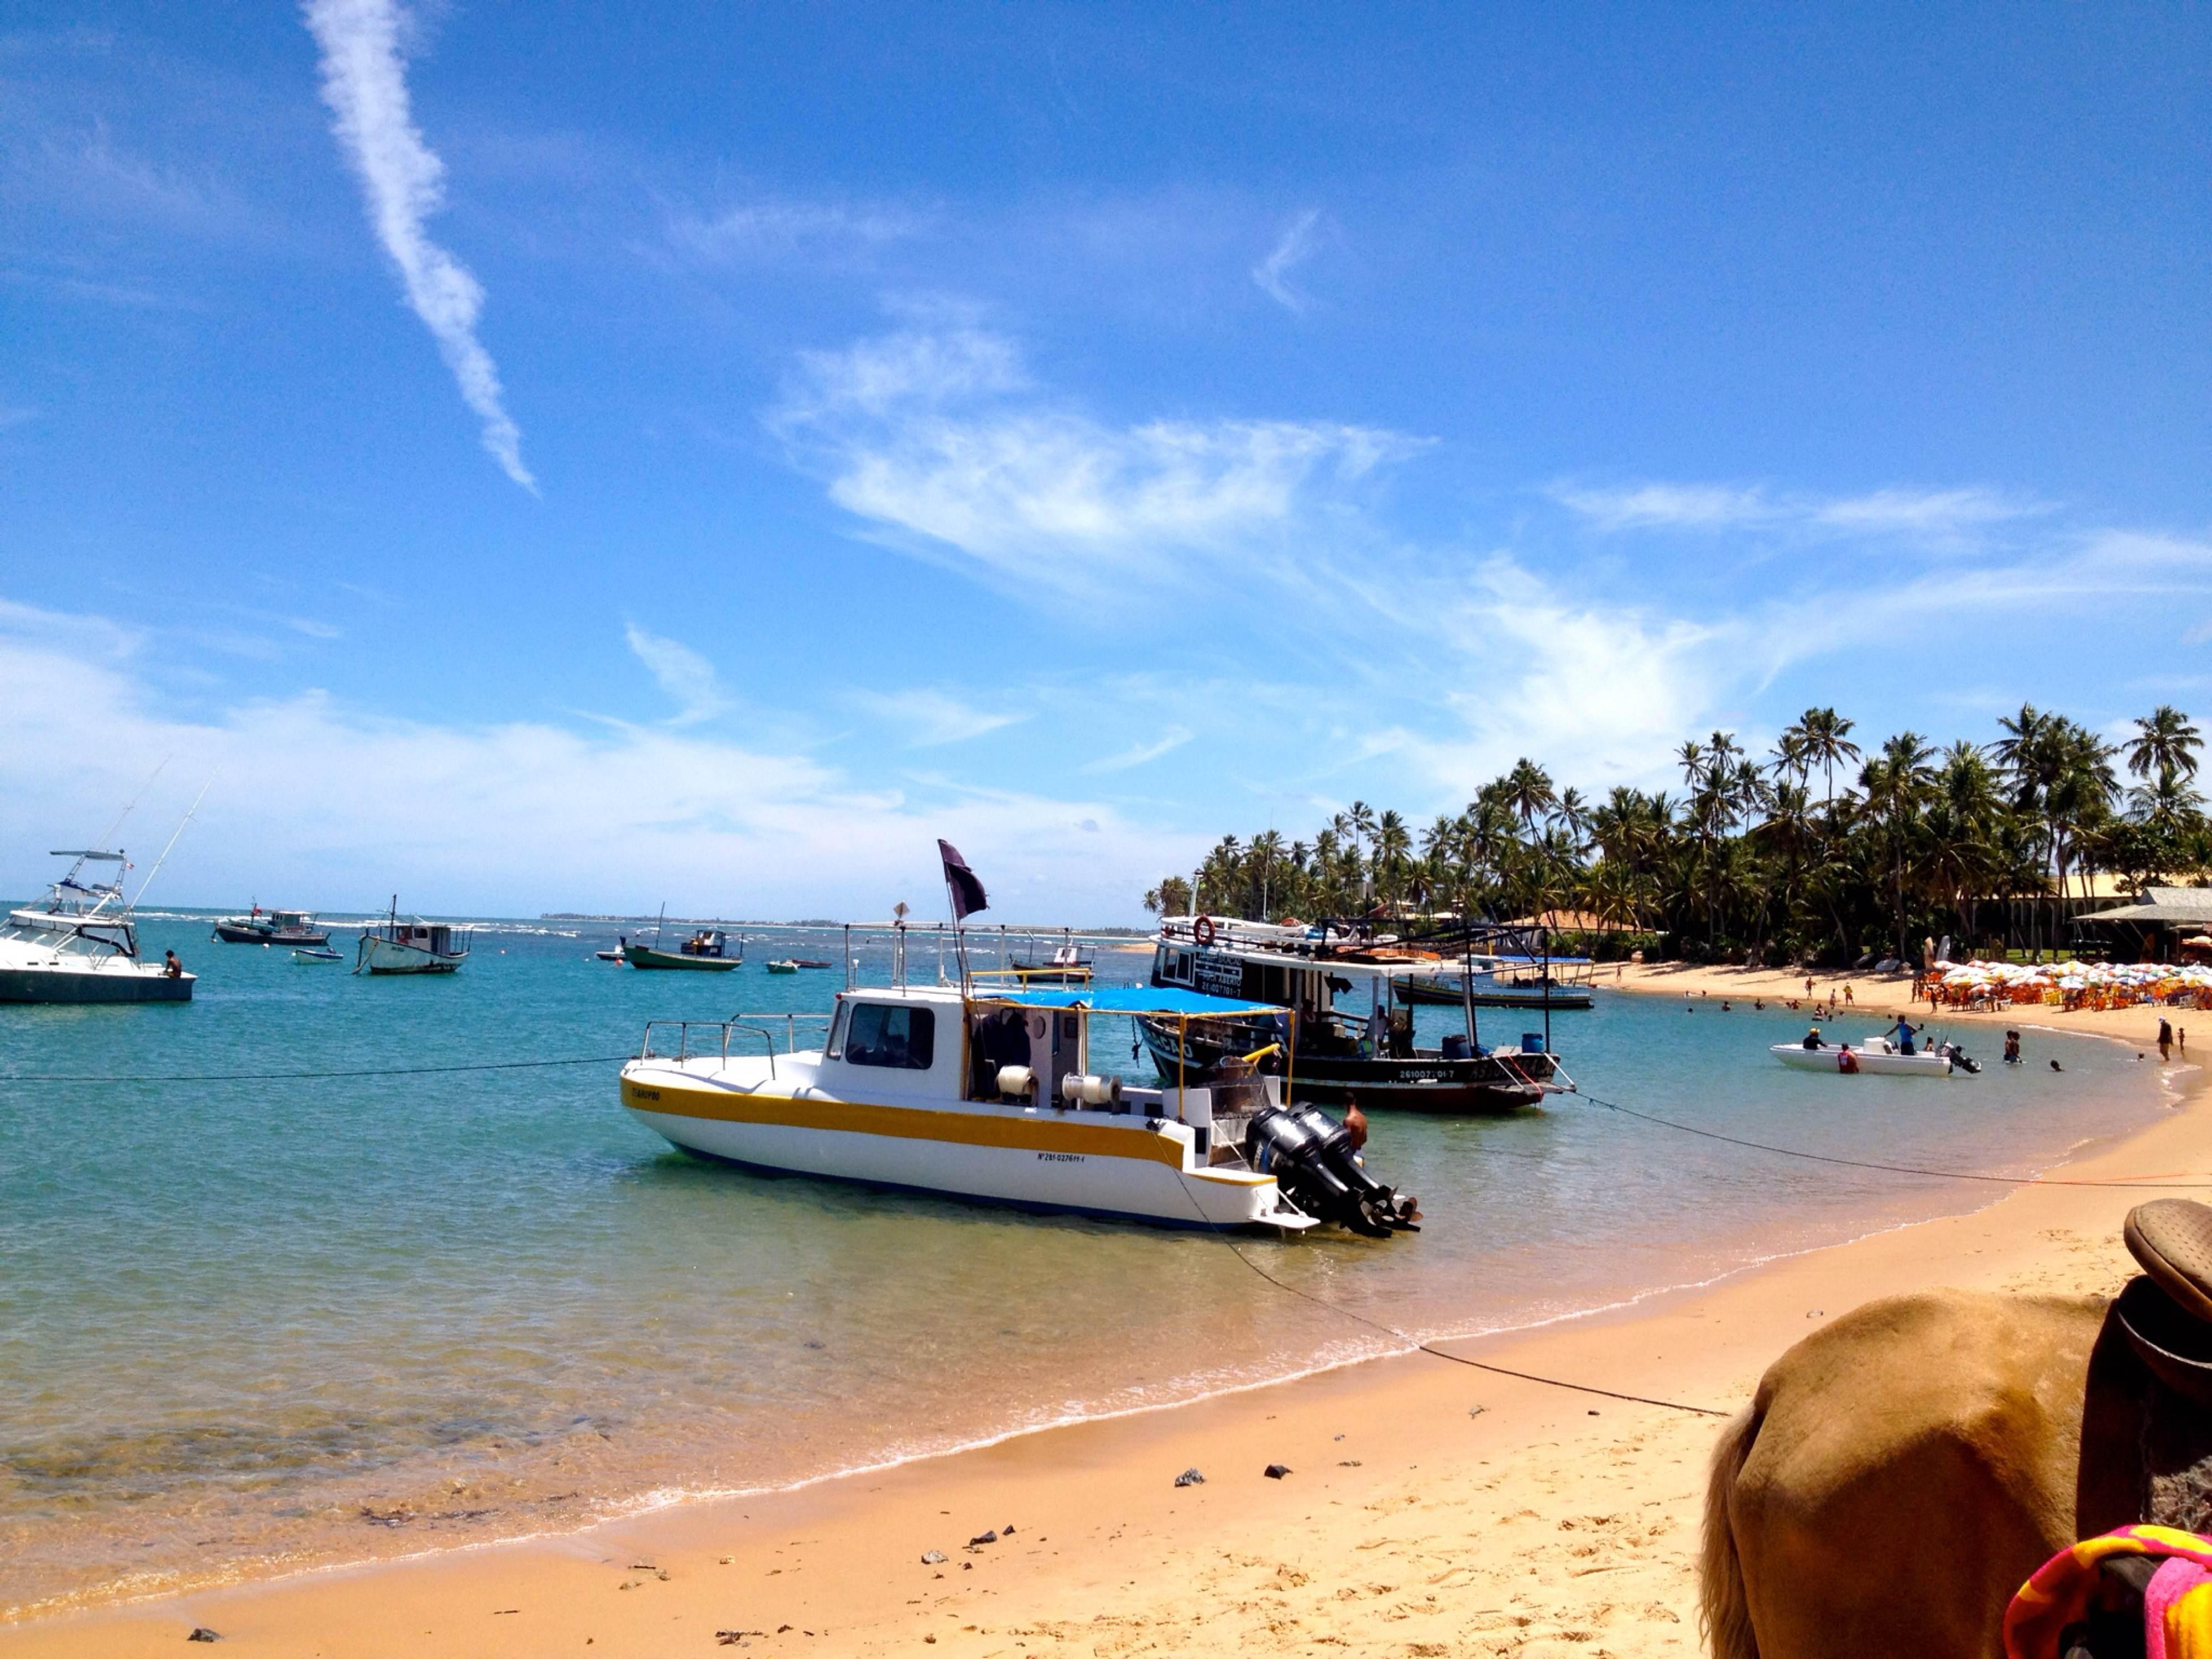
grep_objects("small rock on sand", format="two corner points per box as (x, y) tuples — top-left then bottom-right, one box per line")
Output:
(1264, 1464), (1292, 1479)
(921, 1550), (947, 1564)
(1174, 1467), (1205, 1486)
(186, 1632), (221, 1645)
(967, 1529), (997, 1546)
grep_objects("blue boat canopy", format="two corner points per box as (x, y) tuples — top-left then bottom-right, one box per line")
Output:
(979, 985), (1280, 1018)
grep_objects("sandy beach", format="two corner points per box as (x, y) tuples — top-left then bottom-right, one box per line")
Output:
(5, 987), (2201, 1659)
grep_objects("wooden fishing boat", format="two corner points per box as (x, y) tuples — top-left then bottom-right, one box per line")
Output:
(211, 906), (330, 946)
(353, 899), (469, 975)
(1141, 916), (1570, 1114)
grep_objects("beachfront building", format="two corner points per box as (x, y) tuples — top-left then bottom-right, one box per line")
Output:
(2075, 887), (2212, 963)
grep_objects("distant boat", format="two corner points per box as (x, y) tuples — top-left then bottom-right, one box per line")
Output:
(212, 906), (330, 946)
(789, 958), (833, 970)
(765, 958), (800, 974)
(627, 938), (742, 971)
(290, 945), (344, 963)
(0, 849), (194, 1004)
(622, 908), (743, 972)
(353, 898), (469, 975)
(594, 946), (624, 963)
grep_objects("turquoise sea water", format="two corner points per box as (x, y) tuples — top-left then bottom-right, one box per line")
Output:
(0, 915), (2172, 1616)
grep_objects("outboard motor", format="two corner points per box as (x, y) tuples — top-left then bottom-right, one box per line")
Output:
(1244, 1105), (1420, 1237)
(1939, 1041), (1983, 1075)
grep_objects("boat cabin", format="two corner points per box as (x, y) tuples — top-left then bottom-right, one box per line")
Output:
(394, 922), (458, 955)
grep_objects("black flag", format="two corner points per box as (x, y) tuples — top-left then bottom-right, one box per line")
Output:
(938, 839), (988, 921)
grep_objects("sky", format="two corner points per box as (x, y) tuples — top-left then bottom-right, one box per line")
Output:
(3, 3), (2210, 921)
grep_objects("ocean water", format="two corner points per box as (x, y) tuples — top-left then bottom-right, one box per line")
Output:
(0, 916), (2172, 1616)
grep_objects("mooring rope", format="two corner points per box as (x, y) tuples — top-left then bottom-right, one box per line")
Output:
(1571, 1088), (2212, 1191)
(0, 1054), (631, 1084)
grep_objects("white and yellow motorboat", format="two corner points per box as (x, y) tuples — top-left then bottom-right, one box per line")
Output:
(619, 983), (1422, 1235)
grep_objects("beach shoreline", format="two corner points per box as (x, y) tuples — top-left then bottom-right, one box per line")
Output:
(1607, 958), (2197, 1056)
(6, 1021), (2204, 1657)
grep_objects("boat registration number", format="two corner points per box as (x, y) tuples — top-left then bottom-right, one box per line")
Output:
(1036, 1151), (1086, 1164)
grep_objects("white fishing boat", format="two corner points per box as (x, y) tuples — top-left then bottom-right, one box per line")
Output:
(0, 850), (194, 1003)
(353, 898), (469, 975)
(1771, 1036), (1978, 1077)
(620, 982), (1424, 1236)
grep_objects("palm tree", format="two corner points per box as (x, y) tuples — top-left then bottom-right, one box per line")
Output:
(1792, 708), (1861, 810)
(2128, 706), (2203, 791)
(1552, 786), (1591, 854)
(1859, 732), (1936, 961)
(1503, 760), (1556, 839)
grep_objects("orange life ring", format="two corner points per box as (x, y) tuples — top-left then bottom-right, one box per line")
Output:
(1193, 914), (1218, 948)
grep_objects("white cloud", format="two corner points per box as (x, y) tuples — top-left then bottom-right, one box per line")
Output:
(1081, 726), (1194, 773)
(776, 322), (1426, 599)
(667, 197), (928, 264)
(1251, 208), (1322, 314)
(624, 624), (730, 724)
(0, 603), (1196, 920)
(848, 687), (1026, 747)
(1550, 481), (1771, 531)
(1550, 479), (2039, 547)
(304, 0), (535, 491)
(1382, 557), (1740, 796)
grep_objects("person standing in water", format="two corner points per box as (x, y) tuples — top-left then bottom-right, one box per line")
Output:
(2160, 1017), (2174, 1062)
(2004, 1030), (2022, 1065)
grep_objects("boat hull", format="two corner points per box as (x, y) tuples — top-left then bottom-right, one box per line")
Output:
(0, 964), (194, 1003)
(619, 1065), (1306, 1230)
(1770, 1043), (1954, 1077)
(1139, 1017), (1548, 1114)
(354, 937), (466, 975)
(627, 946), (742, 971)
(212, 923), (330, 946)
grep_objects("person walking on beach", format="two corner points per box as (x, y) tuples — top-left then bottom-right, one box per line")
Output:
(1844, 983), (1855, 1006)
(2160, 1016), (2174, 1062)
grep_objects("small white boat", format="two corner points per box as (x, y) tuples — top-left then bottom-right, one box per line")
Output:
(1771, 1037), (1975, 1077)
(291, 945), (344, 963)
(620, 982), (1424, 1235)
(353, 898), (469, 975)
(764, 958), (800, 974)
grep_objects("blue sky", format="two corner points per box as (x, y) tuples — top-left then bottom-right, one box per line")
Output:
(3, 3), (2209, 920)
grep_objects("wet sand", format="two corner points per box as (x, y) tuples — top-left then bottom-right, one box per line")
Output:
(6, 1034), (2201, 1657)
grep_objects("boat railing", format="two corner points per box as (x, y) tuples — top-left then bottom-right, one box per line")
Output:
(639, 1013), (834, 1067)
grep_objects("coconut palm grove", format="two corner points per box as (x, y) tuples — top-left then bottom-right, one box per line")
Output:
(1144, 706), (2210, 967)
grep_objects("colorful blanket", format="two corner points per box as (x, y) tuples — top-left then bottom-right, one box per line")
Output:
(2007, 1525), (2212, 1658)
